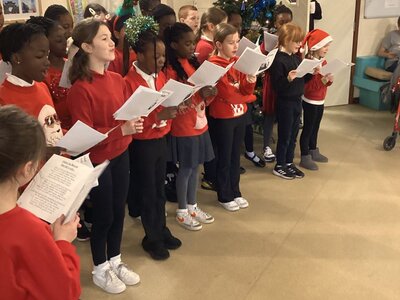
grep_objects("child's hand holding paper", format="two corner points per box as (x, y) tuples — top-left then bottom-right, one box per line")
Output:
(121, 117), (144, 135)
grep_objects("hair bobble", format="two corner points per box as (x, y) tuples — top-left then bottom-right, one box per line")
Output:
(124, 16), (159, 47)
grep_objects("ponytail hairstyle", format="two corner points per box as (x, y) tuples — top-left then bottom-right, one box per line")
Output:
(277, 23), (304, 48)
(110, 13), (134, 76)
(0, 105), (46, 184)
(124, 15), (161, 75)
(196, 7), (227, 42)
(164, 22), (199, 81)
(69, 18), (104, 84)
(0, 23), (45, 64)
(213, 23), (238, 55)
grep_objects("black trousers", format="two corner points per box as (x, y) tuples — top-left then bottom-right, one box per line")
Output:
(276, 99), (301, 166)
(214, 114), (246, 203)
(128, 137), (167, 243)
(203, 114), (218, 183)
(263, 113), (275, 149)
(300, 101), (324, 156)
(244, 104), (254, 152)
(90, 150), (129, 265)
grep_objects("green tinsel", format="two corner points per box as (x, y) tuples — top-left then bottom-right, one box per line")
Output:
(116, 0), (136, 17)
(124, 16), (159, 46)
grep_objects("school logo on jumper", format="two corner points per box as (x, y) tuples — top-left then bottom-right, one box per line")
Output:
(37, 105), (63, 146)
(231, 104), (245, 117)
(152, 120), (168, 129)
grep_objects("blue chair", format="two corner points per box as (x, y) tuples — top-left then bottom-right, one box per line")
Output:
(353, 56), (391, 110)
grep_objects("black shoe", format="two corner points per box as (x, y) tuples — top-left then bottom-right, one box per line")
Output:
(244, 152), (266, 168)
(77, 220), (91, 242)
(272, 165), (295, 180)
(201, 178), (216, 191)
(163, 227), (182, 250)
(142, 237), (170, 260)
(287, 163), (305, 178)
(240, 166), (246, 174)
(165, 236), (182, 250)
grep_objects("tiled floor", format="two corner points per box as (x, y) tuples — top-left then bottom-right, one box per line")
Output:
(77, 104), (400, 300)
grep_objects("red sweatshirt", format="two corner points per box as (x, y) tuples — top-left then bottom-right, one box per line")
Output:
(0, 206), (81, 300)
(164, 58), (209, 137)
(124, 66), (171, 140)
(44, 64), (72, 130)
(208, 55), (256, 119)
(303, 59), (333, 104)
(195, 38), (214, 64)
(67, 71), (132, 164)
(108, 48), (137, 76)
(0, 80), (64, 146)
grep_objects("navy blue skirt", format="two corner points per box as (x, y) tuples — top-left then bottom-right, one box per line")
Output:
(170, 130), (215, 168)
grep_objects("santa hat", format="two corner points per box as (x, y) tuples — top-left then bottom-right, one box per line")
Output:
(301, 29), (333, 52)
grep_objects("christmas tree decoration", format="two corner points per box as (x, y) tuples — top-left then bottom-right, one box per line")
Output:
(213, 0), (283, 135)
(116, 0), (142, 17)
(124, 15), (159, 46)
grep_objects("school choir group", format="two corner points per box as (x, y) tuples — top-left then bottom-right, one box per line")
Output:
(0, 1), (333, 297)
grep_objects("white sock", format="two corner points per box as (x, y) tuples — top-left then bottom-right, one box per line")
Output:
(187, 204), (197, 211)
(93, 261), (110, 275)
(176, 208), (188, 215)
(246, 151), (260, 162)
(109, 254), (122, 268)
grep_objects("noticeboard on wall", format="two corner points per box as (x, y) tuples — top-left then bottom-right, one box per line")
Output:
(365, 0), (400, 19)
(2, 0), (40, 22)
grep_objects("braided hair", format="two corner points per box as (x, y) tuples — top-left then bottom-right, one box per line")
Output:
(0, 23), (45, 63)
(26, 16), (58, 37)
(164, 22), (199, 82)
(124, 16), (161, 76)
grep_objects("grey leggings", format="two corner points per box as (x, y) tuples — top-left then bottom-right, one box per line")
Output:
(176, 166), (199, 209)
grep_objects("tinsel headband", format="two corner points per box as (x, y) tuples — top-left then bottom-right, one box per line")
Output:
(124, 16), (159, 46)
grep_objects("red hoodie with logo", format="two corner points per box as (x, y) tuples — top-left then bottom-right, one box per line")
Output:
(207, 55), (256, 119)
(164, 58), (212, 137)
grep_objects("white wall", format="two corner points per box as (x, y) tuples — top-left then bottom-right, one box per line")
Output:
(357, 0), (397, 56)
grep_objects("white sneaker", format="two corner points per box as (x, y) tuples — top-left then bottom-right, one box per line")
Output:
(263, 146), (276, 162)
(219, 201), (240, 212)
(234, 197), (249, 208)
(188, 205), (215, 224)
(176, 210), (202, 231)
(111, 262), (140, 286)
(93, 267), (126, 294)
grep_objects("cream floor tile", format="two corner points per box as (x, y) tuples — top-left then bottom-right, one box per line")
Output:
(77, 105), (400, 300)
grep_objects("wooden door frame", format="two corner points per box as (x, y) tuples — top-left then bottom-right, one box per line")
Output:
(349, 0), (362, 104)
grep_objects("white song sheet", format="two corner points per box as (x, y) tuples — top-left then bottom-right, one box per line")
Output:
(237, 36), (259, 57)
(319, 59), (354, 76)
(59, 44), (79, 88)
(0, 60), (12, 85)
(18, 155), (108, 224)
(187, 60), (234, 87)
(56, 120), (107, 156)
(113, 86), (173, 120)
(263, 31), (279, 53)
(295, 59), (321, 78)
(161, 79), (196, 107)
(233, 47), (269, 76)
